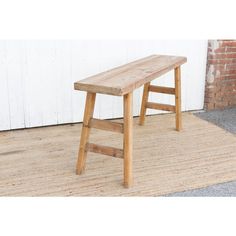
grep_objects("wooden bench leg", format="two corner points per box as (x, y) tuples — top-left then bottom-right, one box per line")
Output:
(76, 92), (96, 174)
(175, 66), (182, 131)
(139, 82), (150, 125)
(123, 92), (133, 188)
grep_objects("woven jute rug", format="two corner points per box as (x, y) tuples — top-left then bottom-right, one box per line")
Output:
(0, 113), (236, 196)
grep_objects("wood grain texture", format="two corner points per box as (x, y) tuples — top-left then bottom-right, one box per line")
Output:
(76, 92), (96, 174)
(123, 93), (133, 187)
(146, 102), (175, 112)
(149, 85), (175, 95)
(89, 118), (124, 133)
(139, 82), (150, 125)
(1, 113), (236, 196)
(175, 66), (182, 131)
(86, 143), (123, 159)
(74, 55), (187, 96)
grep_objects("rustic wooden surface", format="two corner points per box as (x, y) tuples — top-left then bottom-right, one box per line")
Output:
(89, 118), (124, 133)
(146, 102), (175, 112)
(148, 85), (175, 94)
(1, 113), (236, 196)
(175, 66), (182, 131)
(139, 82), (150, 125)
(123, 93), (133, 187)
(76, 92), (96, 174)
(74, 55), (187, 96)
(86, 143), (123, 159)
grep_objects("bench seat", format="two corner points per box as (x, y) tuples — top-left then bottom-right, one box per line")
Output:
(74, 54), (187, 188)
(74, 54), (187, 96)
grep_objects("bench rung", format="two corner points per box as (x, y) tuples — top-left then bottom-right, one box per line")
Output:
(89, 118), (124, 133)
(149, 85), (175, 94)
(86, 143), (124, 159)
(146, 102), (175, 112)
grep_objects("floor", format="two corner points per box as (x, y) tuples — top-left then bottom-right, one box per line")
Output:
(195, 107), (236, 134)
(1, 112), (236, 196)
(168, 107), (236, 197)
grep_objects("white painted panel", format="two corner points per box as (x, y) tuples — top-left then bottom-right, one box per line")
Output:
(39, 41), (59, 126)
(24, 41), (60, 127)
(71, 40), (102, 122)
(54, 41), (73, 124)
(0, 40), (208, 131)
(0, 41), (11, 131)
(24, 41), (44, 127)
(6, 41), (25, 129)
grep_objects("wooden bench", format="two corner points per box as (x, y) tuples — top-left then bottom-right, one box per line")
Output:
(74, 54), (187, 188)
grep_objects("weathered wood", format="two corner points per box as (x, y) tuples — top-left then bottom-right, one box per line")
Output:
(149, 85), (175, 95)
(74, 55), (187, 96)
(146, 102), (175, 112)
(74, 55), (187, 188)
(123, 93), (133, 188)
(76, 92), (96, 174)
(89, 118), (124, 133)
(139, 82), (150, 125)
(175, 66), (182, 131)
(86, 143), (124, 159)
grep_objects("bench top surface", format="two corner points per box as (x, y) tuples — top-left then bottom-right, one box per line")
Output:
(74, 54), (187, 96)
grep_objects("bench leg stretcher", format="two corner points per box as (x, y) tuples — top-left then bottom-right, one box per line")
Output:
(76, 92), (96, 175)
(76, 92), (134, 188)
(76, 65), (182, 188)
(139, 66), (182, 131)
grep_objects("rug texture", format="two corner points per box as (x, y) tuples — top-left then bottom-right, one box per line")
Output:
(0, 113), (236, 196)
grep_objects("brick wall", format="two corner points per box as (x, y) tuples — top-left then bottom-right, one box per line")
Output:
(204, 40), (236, 110)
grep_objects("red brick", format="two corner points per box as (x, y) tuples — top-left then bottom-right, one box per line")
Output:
(213, 64), (225, 71)
(208, 53), (236, 60)
(205, 103), (215, 110)
(221, 75), (236, 80)
(205, 40), (236, 110)
(226, 47), (236, 53)
(221, 41), (236, 47)
(226, 64), (236, 70)
(208, 58), (236, 65)
(214, 47), (226, 53)
(222, 71), (236, 77)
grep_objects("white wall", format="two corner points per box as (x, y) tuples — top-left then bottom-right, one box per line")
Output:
(0, 40), (208, 131)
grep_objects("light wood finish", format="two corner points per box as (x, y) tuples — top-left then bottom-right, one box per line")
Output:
(74, 55), (186, 187)
(123, 93), (133, 188)
(86, 143), (123, 159)
(74, 55), (187, 96)
(139, 82), (150, 125)
(146, 102), (175, 112)
(89, 118), (124, 133)
(149, 85), (175, 95)
(1, 113), (236, 196)
(76, 92), (96, 174)
(175, 66), (182, 131)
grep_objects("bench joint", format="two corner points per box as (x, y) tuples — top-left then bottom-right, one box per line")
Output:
(89, 118), (124, 133)
(86, 143), (124, 159)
